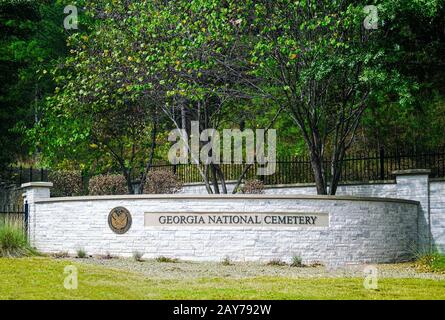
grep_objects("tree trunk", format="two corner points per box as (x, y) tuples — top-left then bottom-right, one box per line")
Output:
(204, 164), (213, 193)
(122, 169), (134, 194)
(181, 104), (187, 132)
(210, 164), (220, 194)
(215, 164), (227, 194)
(138, 114), (158, 194)
(328, 147), (346, 195)
(309, 152), (327, 195)
(232, 163), (252, 194)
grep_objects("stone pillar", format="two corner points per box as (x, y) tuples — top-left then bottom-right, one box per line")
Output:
(21, 182), (53, 245)
(393, 169), (431, 252)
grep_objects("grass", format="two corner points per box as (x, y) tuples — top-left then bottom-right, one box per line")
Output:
(0, 257), (444, 300)
(415, 252), (445, 273)
(0, 220), (38, 257)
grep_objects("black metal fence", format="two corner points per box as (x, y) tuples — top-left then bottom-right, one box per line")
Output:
(0, 202), (27, 235)
(155, 147), (445, 184)
(2, 147), (445, 186)
(0, 166), (48, 186)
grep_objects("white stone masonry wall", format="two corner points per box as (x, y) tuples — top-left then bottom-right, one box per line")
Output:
(24, 192), (418, 265)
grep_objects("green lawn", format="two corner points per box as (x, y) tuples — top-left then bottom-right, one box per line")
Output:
(0, 257), (444, 300)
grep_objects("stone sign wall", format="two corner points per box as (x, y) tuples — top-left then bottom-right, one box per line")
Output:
(181, 170), (445, 252)
(22, 185), (419, 265)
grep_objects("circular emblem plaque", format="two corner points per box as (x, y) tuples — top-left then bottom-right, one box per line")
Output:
(108, 207), (132, 234)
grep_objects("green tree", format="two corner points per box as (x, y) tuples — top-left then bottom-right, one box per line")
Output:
(29, 0), (445, 195)
(31, 0), (167, 193)
(360, 0), (445, 152)
(35, 0), (261, 194)
(249, 1), (382, 194)
(0, 0), (67, 172)
(248, 0), (445, 194)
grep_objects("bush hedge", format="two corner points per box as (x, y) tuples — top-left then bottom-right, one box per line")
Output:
(48, 170), (83, 197)
(241, 179), (265, 194)
(88, 174), (128, 195)
(143, 170), (182, 194)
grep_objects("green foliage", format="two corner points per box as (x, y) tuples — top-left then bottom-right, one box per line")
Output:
(247, 0), (445, 192)
(414, 249), (445, 273)
(32, 0), (251, 161)
(431, 255), (445, 272)
(29, 1), (168, 190)
(249, 1), (391, 192)
(76, 248), (86, 259)
(0, 0), (68, 168)
(17, 0), (445, 188)
(290, 255), (303, 267)
(155, 256), (179, 263)
(0, 219), (37, 257)
(358, 0), (445, 150)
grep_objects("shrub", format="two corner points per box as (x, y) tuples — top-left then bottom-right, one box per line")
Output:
(0, 220), (37, 257)
(290, 255), (303, 267)
(143, 170), (182, 194)
(88, 174), (128, 195)
(241, 179), (265, 194)
(266, 258), (287, 266)
(411, 244), (445, 273)
(415, 252), (445, 273)
(99, 252), (114, 260)
(52, 251), (69, 259)
(48, 170), (83, 197)
(432, 255), (445, 273)
(221, 256), (233, 266)
(155, 256), (179, 263)
(133, 251), (144, 262)
(76, 248), (87, 258)
(308, 261), (324, 267)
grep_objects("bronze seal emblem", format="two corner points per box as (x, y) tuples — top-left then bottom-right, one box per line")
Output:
(108, 207), (132, 234)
